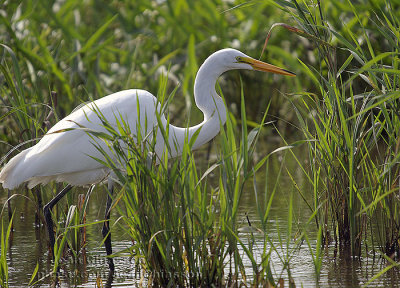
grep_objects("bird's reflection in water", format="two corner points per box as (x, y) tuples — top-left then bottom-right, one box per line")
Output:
(105, 270), (114, 288)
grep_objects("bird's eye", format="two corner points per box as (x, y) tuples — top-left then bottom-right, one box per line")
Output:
(236, 56), (244, 63)
(236, 56), (250, 64)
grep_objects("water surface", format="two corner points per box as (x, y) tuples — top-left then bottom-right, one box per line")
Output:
(1, 144), (399, 287)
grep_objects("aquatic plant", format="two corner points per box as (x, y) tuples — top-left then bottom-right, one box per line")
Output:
(277, 0), (400, 257)
(82, 73), (286, 286)
(0, 216), (13, 288)
(1, 0), (400, 286)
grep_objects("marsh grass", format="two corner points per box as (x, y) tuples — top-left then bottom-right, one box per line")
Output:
(2, 0), (400, 286)
(50, 186), (102, 275)
(0, 215), (13, 288)
(73, 71), (308, 286)
(272, 0), (400, 258)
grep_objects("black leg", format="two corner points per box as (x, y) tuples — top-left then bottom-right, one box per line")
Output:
(43, 184), (72, 258)
(102, 179), (115, 271)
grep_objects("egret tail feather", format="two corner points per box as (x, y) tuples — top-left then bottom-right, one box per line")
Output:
(0, 148), (32, 189)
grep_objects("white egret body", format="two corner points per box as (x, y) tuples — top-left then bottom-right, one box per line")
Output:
(0, 49), (294, 189)
(0, 48), (294, 270)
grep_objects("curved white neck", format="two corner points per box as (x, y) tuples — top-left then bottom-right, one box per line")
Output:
(166, 55), (228, 158)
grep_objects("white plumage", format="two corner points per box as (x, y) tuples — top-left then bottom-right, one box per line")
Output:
(0, 48), (294, 190)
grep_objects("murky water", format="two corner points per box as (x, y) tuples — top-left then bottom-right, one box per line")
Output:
(1, 145), (399, 287)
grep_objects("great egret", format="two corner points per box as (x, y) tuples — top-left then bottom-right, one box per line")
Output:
(0, 48), (295, 270)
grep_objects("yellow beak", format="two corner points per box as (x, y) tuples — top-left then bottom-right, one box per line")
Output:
(241, 57), (296, 76)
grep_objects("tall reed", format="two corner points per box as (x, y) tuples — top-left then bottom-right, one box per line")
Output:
(78, 70), (294, 286)
(278, 0), (400, 256)
(0, 216), (13, 288)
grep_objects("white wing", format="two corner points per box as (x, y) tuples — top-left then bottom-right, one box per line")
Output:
(0, 89), (161, 189)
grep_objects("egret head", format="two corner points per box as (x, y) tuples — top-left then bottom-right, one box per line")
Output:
(207, 48), (296, 76)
